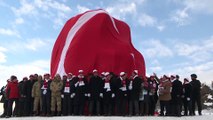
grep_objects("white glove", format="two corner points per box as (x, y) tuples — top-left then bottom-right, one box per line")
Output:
(61, 94), (64, 98)
(187, 97), (190, 101)
(100, 93), (103, 98)
(129, 85), (132, 90)
(70, 93), (75, 98)
(43, 89), (47, 95)
(75, 82), (79, 87)
(87, 93), (91, 97)
(85, 93), (88, 97)
(112, 93), (115, 98)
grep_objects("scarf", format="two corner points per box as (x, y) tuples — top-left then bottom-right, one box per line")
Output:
(65, 80), (70, 87)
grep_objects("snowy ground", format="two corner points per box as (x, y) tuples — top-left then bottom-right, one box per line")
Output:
(0, 115), (213, 120)
(0, 103), (213, 119)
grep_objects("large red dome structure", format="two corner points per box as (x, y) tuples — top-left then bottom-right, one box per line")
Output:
(51, 9), (146, 78)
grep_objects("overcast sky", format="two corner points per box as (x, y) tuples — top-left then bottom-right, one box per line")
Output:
(0, 0), (213, 86)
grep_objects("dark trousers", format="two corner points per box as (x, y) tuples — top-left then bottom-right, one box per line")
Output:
(89, 99), (100, 115)
(129, 100), (139, 115)
(170, 97), (182, 116)
(103, 99), (112, 115)
(74, 102), (85, 115)
(42, 95), (51, 115)
(116, 97), (128, 116)
(62, 94), (71, 116)
(149, 95), (155, 115)
(191, 95), (202, 115)
(17, 98), (25, 116)
(183, 99), (192, 115)
(160, 100), (170, 116)
(139, 95), (149, 115)
(23, 98), (34, 116)
(7, 98), (19, 117)
(74, 96), (85, 115)
(110, 98), (116, 115)
(1, 100), (8, 116)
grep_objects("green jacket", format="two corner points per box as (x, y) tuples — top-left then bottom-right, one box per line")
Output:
(50, 79), (63, 96)
(32, 81), (41, 97)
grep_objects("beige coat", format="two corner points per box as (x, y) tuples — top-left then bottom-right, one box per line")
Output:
(158, 80), (172, 101)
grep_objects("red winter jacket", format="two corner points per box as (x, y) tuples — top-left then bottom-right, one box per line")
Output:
(6, 80), (19, 99)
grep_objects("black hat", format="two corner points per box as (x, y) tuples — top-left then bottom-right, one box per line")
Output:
(191, 74), (197, 78)
(10, 75), (17, 80)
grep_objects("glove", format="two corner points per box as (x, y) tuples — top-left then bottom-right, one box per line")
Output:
(43, 89), (47, 95)
(87, 93), (91, 97)
(74, 82), (79, 87)
(61, 94), (64, 98)
(124, 94), (127, 97)
(129, 85), (132, 90)
(112, 93), (115, 98)
(100, 93), (103, 98)
(187, 97), (190, 101)
(70, 93), (75, 98)
(85, 93), (88, 97)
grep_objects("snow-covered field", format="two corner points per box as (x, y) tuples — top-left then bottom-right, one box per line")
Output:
(0, 115), (213, 120)
(0, 102), (213, 119)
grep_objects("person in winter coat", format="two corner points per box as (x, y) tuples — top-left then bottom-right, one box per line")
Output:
(32, 75), (42, 116)
(190, 74), (202, 115)
(128, 70), (142, 116)
(88, 69), (104, 115)
(61, 73), (74, 116)
(17, 77), (28, 116)
(23, 75), (36, 116)
(73, 70), (88, 115)
(41, 73), (52, 116)
(139, 77), (149, 116)
(0, 80), (9, 118)
(170, 75), (183, 116)
(50, 74), (63, 116)
(5, 75), (20, 118)
(102, 72), (114, 116)
(158, 75), (172, 116)
(115, 72), (129, 116)
(147, 75), (158, 116)
(183, 78), (192, 116)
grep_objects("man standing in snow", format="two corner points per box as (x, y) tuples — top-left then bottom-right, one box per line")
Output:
(41, 73), (52, 116)
(170, 75), (183, 116)
(183, 78), (192, 116)
(0, 80), (9, 118)
(50, 74), (63, 116)
(128, 70), (142, 116)
(32, 75), (42, 116)
(116, 72), (129, 116)
(5, 75), (19, 118)
(88, 69), (104, 115)
(190, 74), (202, 115)
(73, 70), (88, 115)
(61, 73), (73, 116)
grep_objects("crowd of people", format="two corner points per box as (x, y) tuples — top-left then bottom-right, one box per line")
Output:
(0, 70), (202, 118)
